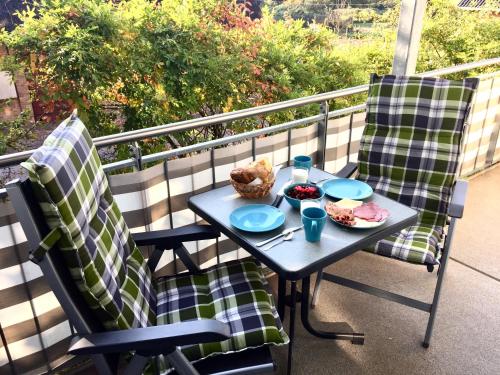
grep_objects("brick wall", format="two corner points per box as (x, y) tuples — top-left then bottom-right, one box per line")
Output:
(0, 46), (33, 122)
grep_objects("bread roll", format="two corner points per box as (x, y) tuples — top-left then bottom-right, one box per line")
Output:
(230, 157), (273, 185)
(249, 158), (273, 182)
(252, 164), (271, 183)
(230, 168), (256, 184)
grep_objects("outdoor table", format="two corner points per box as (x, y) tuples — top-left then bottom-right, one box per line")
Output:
(188, 166), (418, 374)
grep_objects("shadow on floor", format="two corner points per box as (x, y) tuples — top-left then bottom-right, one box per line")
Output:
(71, 165), (500, 375)
(270, 164), (500, 374)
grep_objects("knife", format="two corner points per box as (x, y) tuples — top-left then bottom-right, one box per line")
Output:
(256, 225), (303, 247)
(271, 179), (292, 208)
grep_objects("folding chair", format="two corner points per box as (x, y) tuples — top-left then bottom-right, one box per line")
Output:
(7, 114), (288, 374)
(311, 74), (478, 348)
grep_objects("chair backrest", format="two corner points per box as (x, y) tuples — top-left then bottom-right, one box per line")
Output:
(16, 114), (157, 332)
(6, 178), (120, 374)
(358, 74), (478, 227)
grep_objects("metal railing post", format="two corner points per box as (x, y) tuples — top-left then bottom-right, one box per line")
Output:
(0, 323), (16, 375)
(485, 78), (500, 167)
(347, 112), (354, 163)
(129, 142), (143, 171)
(317, 100), (329, 169)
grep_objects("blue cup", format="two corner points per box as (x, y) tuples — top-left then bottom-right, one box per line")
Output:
(293, 155), (312, 171)
(301, 207), (327, 242)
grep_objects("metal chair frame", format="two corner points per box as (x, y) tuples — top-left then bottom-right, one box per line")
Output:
(310, 162), (468, 348)
(6, 178), (276, 375)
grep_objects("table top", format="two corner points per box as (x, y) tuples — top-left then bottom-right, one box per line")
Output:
(188, 167), (418, 280)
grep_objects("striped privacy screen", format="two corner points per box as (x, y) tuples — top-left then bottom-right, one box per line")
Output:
(460, 73), (500, 175)
(0, 72), (499, 374)
(0, 123), (323, 374)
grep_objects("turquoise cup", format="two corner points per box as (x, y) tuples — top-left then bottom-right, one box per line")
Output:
(293, 155), (312, 170)
(301, 207), (327, 242)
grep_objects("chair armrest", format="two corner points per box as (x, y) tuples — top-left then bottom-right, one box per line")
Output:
(335, 162), (358, 178)
(132, 224), (220, 247)
(448, 180), (468, 218)
(68, 319), (230, 356)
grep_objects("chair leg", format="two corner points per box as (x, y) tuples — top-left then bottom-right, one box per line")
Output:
(311, 269), (324, 309)
(123, 355), (150, 375)
(167, 349), (200, 375)
(423, 218), (457, 348)
(287, 281), (298, 375)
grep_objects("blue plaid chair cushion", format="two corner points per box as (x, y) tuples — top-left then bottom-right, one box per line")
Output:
(156, 260), (289, 363)
(358, 74), (478, 265)
(22, 116), (157, 329)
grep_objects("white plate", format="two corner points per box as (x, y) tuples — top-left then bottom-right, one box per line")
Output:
(330, 215), (387, 229)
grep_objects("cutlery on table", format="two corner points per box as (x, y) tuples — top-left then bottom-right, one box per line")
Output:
(256, 226), (303, 247)
(271, 179), (292, 207)
(310, 177), (330, 185)
(262, 231), (294, 251)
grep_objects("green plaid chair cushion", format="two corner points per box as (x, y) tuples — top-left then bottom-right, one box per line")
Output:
(366, 224), (442, 265)
(358, 74), (478, 264)
(21, 116), (157, 329)
(156, 260), (289, 364)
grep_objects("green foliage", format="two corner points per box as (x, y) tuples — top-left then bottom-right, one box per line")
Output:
(268, 0), (499, 76)
(418, 0), (500, 74)
(0, 0), (498, 159)
(268, 0), (383, 34)
(1, 0), (367, 150)
(0, 108), (34, 154)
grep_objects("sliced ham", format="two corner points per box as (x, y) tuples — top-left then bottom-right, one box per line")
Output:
(353, 202), (389, 222)
(325, 202), (356, 226)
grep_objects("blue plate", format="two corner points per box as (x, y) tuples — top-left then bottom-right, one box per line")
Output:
(322, 178), (373, 200)
(229, 204), (285, 233)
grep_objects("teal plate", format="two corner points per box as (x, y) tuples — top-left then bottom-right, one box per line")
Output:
(322, 178), (373, 200)
(229, 204), (285, 233)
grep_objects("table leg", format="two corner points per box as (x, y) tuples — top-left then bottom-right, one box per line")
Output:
(278, 276), (286, 321)
(300, 276), (365, 345)
(286, 281), (297, 375)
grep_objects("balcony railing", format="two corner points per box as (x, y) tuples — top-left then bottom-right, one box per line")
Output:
(0, 57), (499, 178)
(0, 58), (499, 374)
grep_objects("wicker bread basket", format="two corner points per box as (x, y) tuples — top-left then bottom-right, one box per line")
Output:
(230, 174), (276, 199)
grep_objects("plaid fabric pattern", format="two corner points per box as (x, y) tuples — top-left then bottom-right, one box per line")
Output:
(369, 224), (443, 265)
(22, 116), (156, 329)
(156, 260), (289, 363)
(358, 74), (478, 264)
(22, 116), (287, 371)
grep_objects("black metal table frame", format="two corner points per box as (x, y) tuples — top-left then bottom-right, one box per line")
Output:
(188, 169), (418, 375)
(186, 219), (417, 375)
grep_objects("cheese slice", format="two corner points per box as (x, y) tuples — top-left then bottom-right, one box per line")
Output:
(335, 198), (363, 209)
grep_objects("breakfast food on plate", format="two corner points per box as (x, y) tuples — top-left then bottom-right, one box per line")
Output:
(353, 202), (389, 222)
(326, 199), (389, 227)
(230, 158), (274, 184)
(325, 203), (356, 226)
(287, 185), (321, 200)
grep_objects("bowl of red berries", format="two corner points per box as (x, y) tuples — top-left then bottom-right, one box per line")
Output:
(284, 183), (325, 209)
